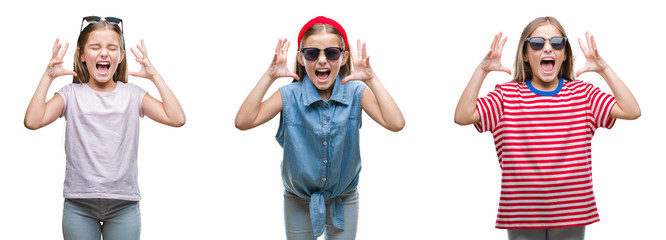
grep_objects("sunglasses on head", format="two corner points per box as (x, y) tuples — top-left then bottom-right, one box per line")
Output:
(525, 36), (567, 51)
(80, 16), (123, 34)
(300, 47), (343, 61)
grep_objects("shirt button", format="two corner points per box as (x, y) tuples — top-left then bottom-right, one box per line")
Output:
(323, 178), (327, 182)
(323, 159), (328, 164)
(323, 120), (327, 125)
(323, 141), (327, 146)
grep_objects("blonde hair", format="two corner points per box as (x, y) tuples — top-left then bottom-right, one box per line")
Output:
(73, 21), (127, 83)
(513, 16), (574, 83)
(293, 23), (351, 82)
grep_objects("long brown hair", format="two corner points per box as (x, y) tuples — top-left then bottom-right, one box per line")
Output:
(513, 16), (574, 83)
(293, 23), (352, 82)
(73, 21), (127, 83)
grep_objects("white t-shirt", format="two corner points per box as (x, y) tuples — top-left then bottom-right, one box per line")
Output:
(57, 82), (147, 201)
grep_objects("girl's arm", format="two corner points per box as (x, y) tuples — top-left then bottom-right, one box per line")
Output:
(24, 39), (76, 130)
(576, 32), (641, 120)
(343, 40), (405, 132)
(129, 40), (186, 127)
(235, 39), (297, 130)
(454, 32), (512, 126)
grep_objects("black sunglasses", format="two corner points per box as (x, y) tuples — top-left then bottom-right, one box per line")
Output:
(300, 47), (344, 61)
(525, 36), (568, 51)
(80, 16), (123, 34)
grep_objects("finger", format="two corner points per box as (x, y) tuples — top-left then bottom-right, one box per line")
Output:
(499, 36), (508, 52)
(58, 42), (69, 59)
(63, 70), (77, 76)
(140, 39), (148, 57)
(341, 76), (352, 85)
(362, 41), (367, 60)
(593, 48), (601, 59)
(130, 48), (143, 59)
(271, 52), (279, 63)
(502, 66), (512, 75)
(52, 39), (61, 57)
(283, 40), (291, 54)
(289, 72), (299, 80)
(577, 37), (588, 53)
(589, 33), (597, 52)
(585, 32), (592, 52)
(128, 71), (142, 77)
(575, 67), (588, 78)
(491, 33), (499, 50)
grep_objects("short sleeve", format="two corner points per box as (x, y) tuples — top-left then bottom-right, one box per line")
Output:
(130, 83), (148, 118)
(56, 84), (73, 118)
(474, 84), (504, 133)
(586, 83), (617, 129)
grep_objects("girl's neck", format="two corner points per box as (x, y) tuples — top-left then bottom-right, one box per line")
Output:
(87, 79), (117, 92)
(318, 88), (333, 100)
(529, 77), (560, 92)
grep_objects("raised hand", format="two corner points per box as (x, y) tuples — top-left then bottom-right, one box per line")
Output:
(342, 39), (376, 84)
(45, 38), (77, 79)
(479, 32), (511, 75)
(266, 38), (298, 80)
(129, 39), (159, 80)
(576, 32), (608, 77)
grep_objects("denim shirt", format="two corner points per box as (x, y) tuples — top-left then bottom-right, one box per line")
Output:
(276, 75), (365, 237)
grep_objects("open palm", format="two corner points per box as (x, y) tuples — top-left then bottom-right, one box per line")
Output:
(576, 32), (608, 77)
(480, 32), (511, 75)
(129, 39), (159, 80)
(46, 38), (77, 79)
(267, 38), (298, 80)
(342, 39), (375, 84)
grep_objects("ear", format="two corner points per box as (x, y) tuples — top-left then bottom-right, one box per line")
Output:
(77, 47), (84, 62)
(341, 50), (349, 66)
(523, 52), (528, 63)
(119, 49), (125, 63)
(297, 51), (304, 66)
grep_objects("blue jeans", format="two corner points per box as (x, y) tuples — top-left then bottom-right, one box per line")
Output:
(62, 198), (141, 240)
(507, 226), (586, 240)
(284, 190), (359, 240)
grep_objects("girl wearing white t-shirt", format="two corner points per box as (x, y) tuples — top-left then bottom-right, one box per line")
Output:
(24, 16), (185, 240)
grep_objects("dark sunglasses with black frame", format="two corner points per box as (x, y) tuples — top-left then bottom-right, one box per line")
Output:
(299, 47), (344, 61)
(80, 16), (123, 33)
(525, 36), (568, 51)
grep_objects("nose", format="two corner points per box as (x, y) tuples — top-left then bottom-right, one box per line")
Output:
(317, 50), (327, 63)
(543, 39), (553, 52)
(100, 49), (109, 57)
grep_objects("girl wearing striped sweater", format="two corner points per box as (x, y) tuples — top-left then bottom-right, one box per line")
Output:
(454, 16), (640, 240)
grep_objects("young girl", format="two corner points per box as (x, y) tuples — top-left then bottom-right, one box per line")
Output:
(24, 16), (185, 240)
(235, 16), (404, 239)
(454, 16), (640, 240)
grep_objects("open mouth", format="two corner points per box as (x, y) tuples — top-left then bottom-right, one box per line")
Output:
(540, 57), (555, 73)
(315, 69), (330, 82)
(96, 62), (110, 75)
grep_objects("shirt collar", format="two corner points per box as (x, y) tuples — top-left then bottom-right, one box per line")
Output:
(301, 75), (350, 106)
(526, 77), (564, 96)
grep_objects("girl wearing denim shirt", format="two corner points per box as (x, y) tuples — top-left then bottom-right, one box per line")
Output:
(24, 17), (185, 240)
(236, 16), (404, 239)
(454, 17), (640, 240)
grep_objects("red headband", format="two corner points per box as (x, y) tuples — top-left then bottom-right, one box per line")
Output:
(297, 16), (349, 51)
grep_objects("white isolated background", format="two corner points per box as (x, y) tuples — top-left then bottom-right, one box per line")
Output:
(0, 0), (663, 239)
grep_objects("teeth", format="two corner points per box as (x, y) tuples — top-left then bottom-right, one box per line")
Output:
(316, 69), (329, 72)
(542, 58), (554, 61)
(98, 62), (110, 65)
